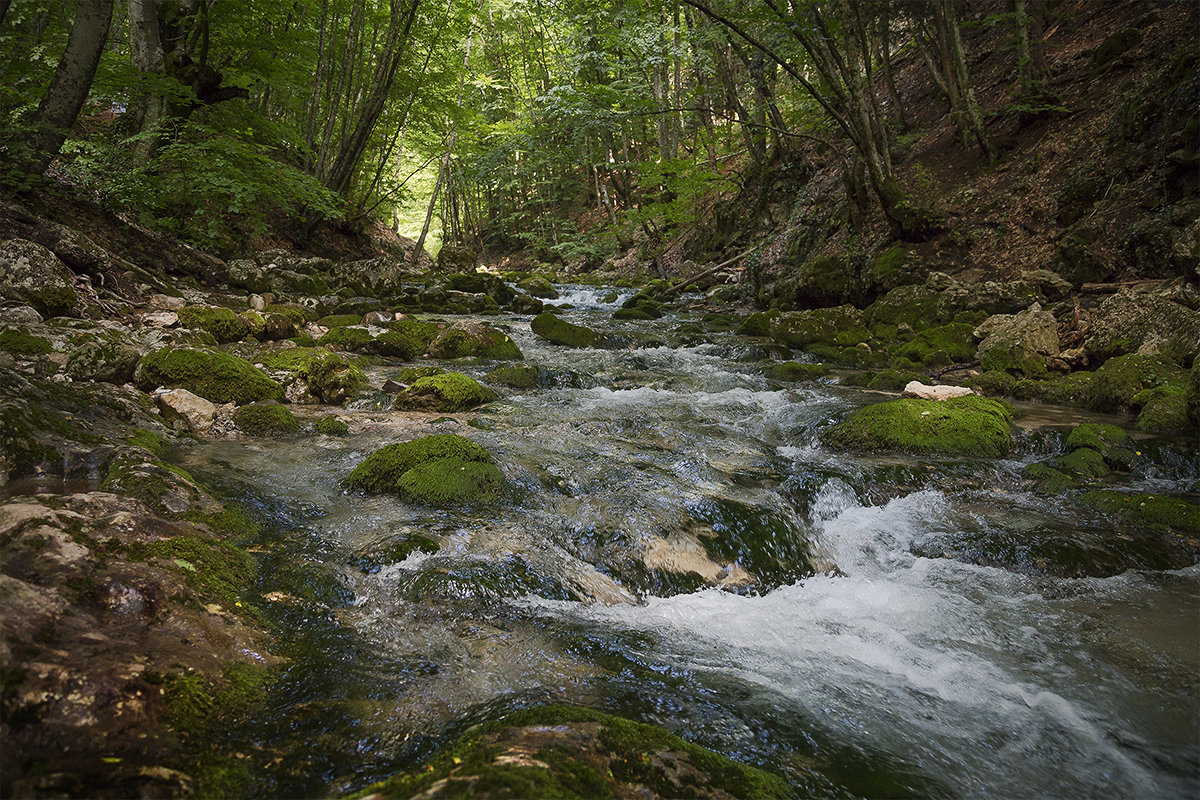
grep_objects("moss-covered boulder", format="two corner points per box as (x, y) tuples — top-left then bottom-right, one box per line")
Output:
(315, 415), (349, 435)
(232, 402), (301, 435)
(0, 329), (54, 356)
(136, 347), (284, 405)
(517, 274), (558, 298)
(1134, 384), (1189, 432)
(317, 325), (373, 352)
(344, 705), (794, 800)
(427, 321), (523, 360)
(614, 293), (664, 321)
(866, 283), (944, 331)
(0, 239), (78, 317)
(893, 322), (976, 368)
(1051, 447), (1109, 479)
(394, 371), (496, 412)
(1064, 423), (1135, 470)
(770, 305), (869, 349)
(343, 433), (507, 505)
(264, 348), (365, 405)
(767, 361), (829, 382)
(974, 305), (1060, 378)
(369, 318), (441, 359)
(823, 396), (1014, 457)
(736, 309), (779, 337)
(64, 331), (142, 384)
(1081, 491), (1200, 537)
(531, 312), (597, 347)
(1085, 353), (1187, 412)
(177, 305), (250, 343)
(868, 244), (921, 293)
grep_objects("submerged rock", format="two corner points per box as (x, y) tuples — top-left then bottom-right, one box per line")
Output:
(343, 704), (795, 800)
(823, 396), (1014, 457)
(343, 433), (508, 505)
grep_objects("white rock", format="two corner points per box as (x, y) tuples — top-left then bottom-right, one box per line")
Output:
(901, 381), (975, 401)
(249, 294), (266, 311)
(0, 306), (43, 324)
(150, 294), (185, 311)
(141, 311), (179, 328)
(154, 388), (217, 433)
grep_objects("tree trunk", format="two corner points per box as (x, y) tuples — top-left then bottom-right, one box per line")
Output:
(26, 0), (114, 177)
(933, 0), (994, 163)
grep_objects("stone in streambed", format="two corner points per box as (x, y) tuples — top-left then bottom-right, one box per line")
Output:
(901, 381), (974, 401)
(343, 433), (507, 505)
(823, 396), (1014, 457)
(530, 311), (597, 347)
(393, 371), (496, 412)
(136, 346), (284, 405)
(155, 388), (218, 433)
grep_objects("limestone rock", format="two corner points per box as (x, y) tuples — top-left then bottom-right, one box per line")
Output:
(974, 304), (1061, 377)
(1085, 287), (1200, 365)
(141, 310), (179, 328)
(901, 381), (975, 401)
(0, 238), (78, 317)
(154, 388), (218, 433)
(149, 293), (185, 310)
(0, 305), (43, 325)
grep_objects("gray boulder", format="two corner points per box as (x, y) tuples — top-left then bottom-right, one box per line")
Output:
(1085, 287), (1200, 365)
(975, 304), (1061, 377)
(0, 239), (78, 317)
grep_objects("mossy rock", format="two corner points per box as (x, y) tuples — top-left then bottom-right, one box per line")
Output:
(1021, 462), (1075, 495)
(736, 310), (778, 337)
(1085, 354), (1186, 412)
(315, 415), (349, 435)
(614, 293), (664, 321)
(396, 459), (509, 505)
(352, 534), (440, 573)
(823, 396), (1014, 457)
(767, 361), (829, 382)
(1051, 447), (1109, 479)
(1187, 363), (1200, 428)
(394, 365), (445, 383)
(1036, 371), (1095, 405)
(1134, 385), (1189, 432)
(394, 372), (496, 412)
(869, 244), (920, 292)
(517, 275), (558, 298)
(531, 312), (597, 347)
(367, 318), (441, 359)
(136, 347), (284, 405)
(177, 306), (250, 343)
(262, 304), (315, 325)
(0, 330), (54, 356)
(1064, 423), (1135, 469)
(770, 305), (868, 349)
(344, 704), (795, 800)
(428, 322), (523, 360)
(343, 433), (507, 506)
(893, 322), (975, 368)
(317, 326), (373, 352)
(1081, 491), (1200, 537)
(263, 347), (366, 405)
(865, 283), (944, 331)
(486, 364), (541, 389)
(318, 313), (362, 328)
(1091, 26), (1143, 70)
(232, 403), (300, 436)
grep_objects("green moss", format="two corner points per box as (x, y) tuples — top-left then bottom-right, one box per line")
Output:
(868, 369), (925, 390)
(1086, 354), (1186, 412)
(318, 314), (362, 328)
(823, 396), (1014, 457)
(866, 284), (943, 331)
(894, 322), (976, 367)
(770, 305), (868, 349)
(137, 535), (255, 611)
(518, 275), (558, 298)
(126, 428), (169, 456)
(1134, 384), (1189, 432)
(264, 348), (365, 404)
(315, 415), (349, 435)
(395, 372), (497, 412)
(430, 326), (523, 360)
(869, 244), (917, 290)
(371, 319), (441, 359)
(24, 283), (77, 317)
(344, 433), (493, 493)
(395, 365), (445, 383)
(1065, 423), (1134, 469)
(177, 306), (250, 343)
(1037, 371), (1094, 405)
(979, 344), (1047, 378)
(232, 403), (300, 435)
(0, 330), (53, 356)
(346, 705), (793, 800)
(736, 310), (778, 337)
(184, 505), (261, 545)
(136, 347), (284, 404)
(1052, 447), (1109, 479)
(486, 364), (540, 389)
(767, 361), (829, 382)
(396, 459), (509, 506)
(318, 326), (373, 352)
(531, 312), (597, 347)
(1081, 491), (1200, 536)
(1021, 463), (1075, 495)
(262, 304), (315, 325)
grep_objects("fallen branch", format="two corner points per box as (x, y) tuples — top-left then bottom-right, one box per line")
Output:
(655, 247), (756, 299)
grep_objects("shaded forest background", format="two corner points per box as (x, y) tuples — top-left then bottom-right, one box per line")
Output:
(0, 0), (1196, 293)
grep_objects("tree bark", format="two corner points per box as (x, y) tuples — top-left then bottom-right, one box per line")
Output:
(26, 0), (114, 176)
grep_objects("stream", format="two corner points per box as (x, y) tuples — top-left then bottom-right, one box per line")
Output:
(172, 286), (1199, 799)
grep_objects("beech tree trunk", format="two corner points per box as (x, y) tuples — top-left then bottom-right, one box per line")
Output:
(26, 0), (114, 176)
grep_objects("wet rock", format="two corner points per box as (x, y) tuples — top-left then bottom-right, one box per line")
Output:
(262, 348), (365, 405)
(767, 361), (829, 382)
(232, 401), (301, 435)
(531, 312), (598, 347)
(176, 305), (249, 343)
(510, 293), (545, 314)
(435, 245), (476, 274)
(346, 705), (795, 800)
(0, 238), (78, 317)
(1085, 287), (1200, 365)
(823, 396), (1014, 457)
(901, 381), (974, 401)
(974, 304), (1061, 378)
(770, 305), (868, 349)
(154, 388), (218, 433)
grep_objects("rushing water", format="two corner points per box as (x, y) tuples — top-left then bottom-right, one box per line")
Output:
(174, 287), (1200, 799)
